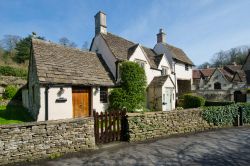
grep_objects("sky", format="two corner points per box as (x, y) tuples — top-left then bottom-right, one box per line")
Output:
(0, 0), (250, 66)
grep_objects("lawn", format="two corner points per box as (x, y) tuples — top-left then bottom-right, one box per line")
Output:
(0, 105), (33, 125)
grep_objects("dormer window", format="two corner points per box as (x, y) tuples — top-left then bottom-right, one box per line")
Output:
(135, 59), (146, 69)
(161, 66), (168, 76)
(185, 64), (189, 71)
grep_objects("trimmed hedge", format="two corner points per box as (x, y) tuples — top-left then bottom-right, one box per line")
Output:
(182, 94), (205, 108)
(202, 103), (250, 126)
(0, 66), (27, 77)
(205, 101), (234, 106)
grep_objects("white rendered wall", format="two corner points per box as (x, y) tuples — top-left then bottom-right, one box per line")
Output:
(91, 35), (117, 78)
(37, 87), (45, 121)
(37, 87), (73, 121)
(92, 87), (108, 113)
(175, 62), (192, 80)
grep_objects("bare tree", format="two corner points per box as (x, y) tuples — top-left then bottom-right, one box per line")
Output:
(0, 35), (21, 56)
(58, 37), (77, 48)
(81, 41), (89, 51)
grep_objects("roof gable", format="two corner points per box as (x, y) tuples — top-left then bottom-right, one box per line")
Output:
(100, 32), (159, 69)
(32, 39), (115, 86)
(162, 43), (194, 65)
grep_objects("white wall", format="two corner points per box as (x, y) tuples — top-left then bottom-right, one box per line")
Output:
(92, 87), (108, 113)
(37, 87), (73, 121)
(91, 35), (117, 78)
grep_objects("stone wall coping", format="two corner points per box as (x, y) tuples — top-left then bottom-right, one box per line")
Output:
(127, 109), (201, 117)
(0, 117), (94, 129)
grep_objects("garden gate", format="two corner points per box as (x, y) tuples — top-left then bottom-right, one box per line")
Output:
(93, 110), (127, 144)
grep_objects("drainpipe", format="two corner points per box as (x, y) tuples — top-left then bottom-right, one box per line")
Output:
(173, 61), (177, 106)
(45, 85), (50, 121)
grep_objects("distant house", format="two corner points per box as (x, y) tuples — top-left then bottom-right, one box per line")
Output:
(91, 11), (193, 111)
(192, 65), (246, 101)
(28, 39), (114, 121)
(242, 51), (250, 102)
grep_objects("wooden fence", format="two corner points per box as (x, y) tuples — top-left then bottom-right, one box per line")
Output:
(93, 110), (127, 144)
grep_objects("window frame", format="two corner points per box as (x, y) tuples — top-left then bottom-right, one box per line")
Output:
(185, 64), (189, 71)
(135, 59), (146, 69)
(100, 87), (108, 103)
(161, 66), (168, 76)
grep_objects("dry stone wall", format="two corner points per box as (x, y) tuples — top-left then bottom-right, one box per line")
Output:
(127, 109), (218, 142)
(0, 117), (95, 165)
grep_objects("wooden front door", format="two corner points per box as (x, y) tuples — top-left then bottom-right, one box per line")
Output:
(72, 87), (91, 118)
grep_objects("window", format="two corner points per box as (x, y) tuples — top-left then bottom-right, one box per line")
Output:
(185, 64), (189, 71)
(100, 87), (108, 103)
(161, 66), (168, 76)
(214, 82), (221, 90)
(135, 59), (146, 69)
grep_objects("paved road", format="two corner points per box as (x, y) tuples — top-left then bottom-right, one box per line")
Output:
(27, 127), (250, 166)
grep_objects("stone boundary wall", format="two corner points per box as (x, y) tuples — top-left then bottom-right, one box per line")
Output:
(0, 117), (95, 165)
(127, 109), (218, 142)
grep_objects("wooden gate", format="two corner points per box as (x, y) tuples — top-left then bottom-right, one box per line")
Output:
(93, 110), (127, 144)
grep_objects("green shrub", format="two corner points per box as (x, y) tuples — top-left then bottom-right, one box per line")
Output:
(205, 101), (234, 106)
(182, 94), (205, 108)
(247, 88), (250, 93)
(236, 103), (250, 124)
(202, 104), (239, 126)
(109, 61), (147, 112)
(0, 66), (27, 77)
(3, 85), (18, 99)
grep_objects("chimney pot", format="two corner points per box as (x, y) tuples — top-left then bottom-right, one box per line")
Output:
(95, 11), (107, 35)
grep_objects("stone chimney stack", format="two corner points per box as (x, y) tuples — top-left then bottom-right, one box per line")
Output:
(95, 11), (107, 35)
(157, 28), (166, 43)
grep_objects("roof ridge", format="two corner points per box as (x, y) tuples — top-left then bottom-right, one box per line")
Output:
(105, 32), (135, 44)
(32, 38), (96, 55)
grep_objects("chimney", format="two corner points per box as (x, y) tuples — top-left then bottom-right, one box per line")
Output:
(157, 28), (166, 43)
(95, 11), (107, 35)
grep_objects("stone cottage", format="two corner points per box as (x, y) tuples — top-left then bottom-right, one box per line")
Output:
(28, 39), (114, 121)
(192, 65), (246, 101)
(90, 11), (193, 111)
(27, 11), (194, 121)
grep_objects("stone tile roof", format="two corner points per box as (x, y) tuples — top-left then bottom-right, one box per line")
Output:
(200, 68), (216, 77)
(101, 33), (159, 69)
(148, 75), (169, 87)
(32, 39), (115, 86)
(162, 43), (194, 65)
(101, 32), (134, 60)
(192, 70), (202, 79)
(224, 65), (246, 82)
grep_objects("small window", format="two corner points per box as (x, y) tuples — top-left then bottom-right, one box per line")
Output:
(161, 66), (168, 76)
(135, 59), (146, 69)
(185, 64), (189, 71)
(100, 87), (108, 103)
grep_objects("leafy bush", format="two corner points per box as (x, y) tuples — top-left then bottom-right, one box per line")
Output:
(0, 66), (27, 77)
(3, 85), (18, 99)
(247, 88), (250, 94)
(202, 104), (239, 126)
(109, 61), (147, 112)
(182, 94), (205, 108)
(205, 101), (234, 106)
(236, 103), (250, 124)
